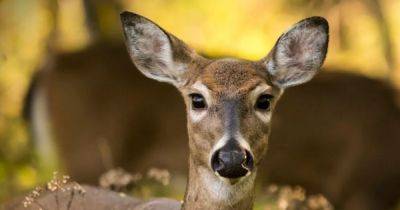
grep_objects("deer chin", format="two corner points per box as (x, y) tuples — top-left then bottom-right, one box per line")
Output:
(214, 170), (253, 185)
(199, 166), (256, 203)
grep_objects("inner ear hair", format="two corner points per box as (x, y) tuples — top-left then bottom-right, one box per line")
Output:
(265, 16), (329, 88)
(120, 11), (200, 87)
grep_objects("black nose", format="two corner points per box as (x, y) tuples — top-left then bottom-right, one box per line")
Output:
(211, 141), (254, 179)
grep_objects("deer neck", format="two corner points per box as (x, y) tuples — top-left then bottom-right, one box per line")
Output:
(182, 155), (256, 210)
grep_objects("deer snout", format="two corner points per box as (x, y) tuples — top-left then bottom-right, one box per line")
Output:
(211, 141), (254, 179)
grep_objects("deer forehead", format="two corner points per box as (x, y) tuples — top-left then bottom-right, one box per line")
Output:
(197, 59), (269, 95)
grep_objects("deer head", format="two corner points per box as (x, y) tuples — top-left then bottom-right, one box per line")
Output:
(121, 11), (328, 208)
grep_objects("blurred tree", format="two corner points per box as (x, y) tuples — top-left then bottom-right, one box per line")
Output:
(283, 0), (395, 82)
(0, 0), (57, 201)
(82, 0), (123, 42)
(364, 0), (395, 80)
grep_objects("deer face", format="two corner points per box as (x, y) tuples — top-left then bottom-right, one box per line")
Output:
(180, 59), (281, 180)
(121, 12), (328, 182)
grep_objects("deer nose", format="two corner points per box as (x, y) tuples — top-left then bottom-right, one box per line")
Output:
(211, 142), (254, 179)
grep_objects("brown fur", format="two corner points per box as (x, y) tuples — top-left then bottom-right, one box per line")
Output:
(199, 59), (266, 93)
(119, 12), (328, 210)
(23, 12), (329, 210)
(180, 59), (280, 170)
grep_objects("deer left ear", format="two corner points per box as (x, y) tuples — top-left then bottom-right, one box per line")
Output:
(264, 17), (329, 88)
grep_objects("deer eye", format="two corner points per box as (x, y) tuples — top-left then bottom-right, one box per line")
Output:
(190, 93), (207, 110)
(255, 94), (273, 111)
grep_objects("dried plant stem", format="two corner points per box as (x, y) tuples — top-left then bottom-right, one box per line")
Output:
(66, 190), (75, 210)
(55, 191), (60, 210)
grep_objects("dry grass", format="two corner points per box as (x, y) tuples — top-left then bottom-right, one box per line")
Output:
(255, 185), (333, 210)
(22, 172), (85, 210)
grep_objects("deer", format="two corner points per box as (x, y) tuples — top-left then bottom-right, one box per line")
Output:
(6, 10), (329, 210)
(19, 7), (400, 209)
(117, 11), (329, 210)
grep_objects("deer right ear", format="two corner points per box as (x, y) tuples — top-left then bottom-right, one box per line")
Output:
(263, 17), (329, 88)
(120, 11), (197, 87)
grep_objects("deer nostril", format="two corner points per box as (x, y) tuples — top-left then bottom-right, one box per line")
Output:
(211, 150), (224, 172)
(243, 150), (254, 171)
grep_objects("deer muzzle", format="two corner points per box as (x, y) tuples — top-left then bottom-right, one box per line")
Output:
(211, 140), (254, 179)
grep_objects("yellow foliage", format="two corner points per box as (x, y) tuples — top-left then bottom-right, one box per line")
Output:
(0, 0), (400, 201)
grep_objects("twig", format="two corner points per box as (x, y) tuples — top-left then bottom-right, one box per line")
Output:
(66, 190), (75, 210)
(54, 191), (59, 210)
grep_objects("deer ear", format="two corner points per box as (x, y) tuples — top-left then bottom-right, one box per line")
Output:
(264, 17), (329, 88)
(120, 11), (196, 87)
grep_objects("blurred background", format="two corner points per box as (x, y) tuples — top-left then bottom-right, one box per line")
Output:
(0, 0), (400, 209)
